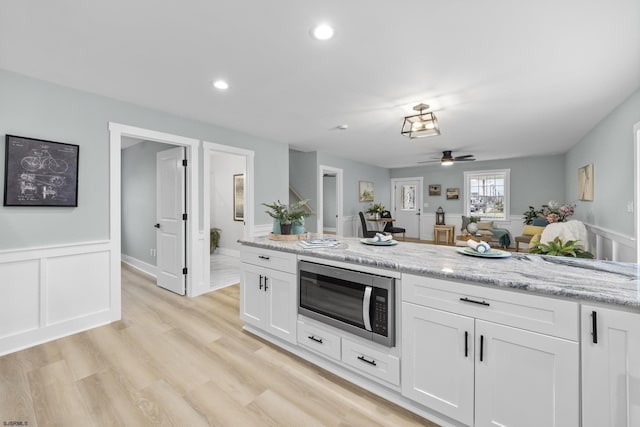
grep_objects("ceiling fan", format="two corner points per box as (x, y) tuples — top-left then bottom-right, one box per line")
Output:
(419, 150), (476, 166)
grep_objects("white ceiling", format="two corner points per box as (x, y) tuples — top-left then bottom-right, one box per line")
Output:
(1, 1), (638, 168)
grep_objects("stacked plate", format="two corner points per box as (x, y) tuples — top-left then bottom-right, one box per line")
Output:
(360, 238), (398, 246)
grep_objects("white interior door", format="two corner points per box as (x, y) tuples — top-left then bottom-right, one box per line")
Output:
(393, 178), (421, 238)
(156, 147), (186, 295)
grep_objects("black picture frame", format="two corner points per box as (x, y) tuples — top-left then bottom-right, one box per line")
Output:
(3, 135), (79, 207)
(428, 184), (441, 196)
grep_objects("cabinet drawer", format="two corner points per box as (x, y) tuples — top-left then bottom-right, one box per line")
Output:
(403, 273), (579, 341)
(297, 320), (341, 361)
(342, 339), (400, 386)
(241, 246), (297, 274)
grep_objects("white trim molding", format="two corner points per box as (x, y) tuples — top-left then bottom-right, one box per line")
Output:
(317, 165), (344, 236)
(0, 241), (112, 356)
(634, 121), (640, 263)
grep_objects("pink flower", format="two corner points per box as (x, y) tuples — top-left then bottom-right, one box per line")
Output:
(546, 213), (560, 223)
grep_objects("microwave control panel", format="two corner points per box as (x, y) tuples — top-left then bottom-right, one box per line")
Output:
(372, 293), (388, 336)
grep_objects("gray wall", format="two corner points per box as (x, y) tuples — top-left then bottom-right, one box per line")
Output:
(391, 155), (566, 217)
(564, 88), (640, 236)
(0, 68), (288, 250)
(316, 151), (391, 217)
(121, 141), (174, 264)
(322, 175), (336, 228)
(210, 152), (244, 251)
(289, 150), (318, 231)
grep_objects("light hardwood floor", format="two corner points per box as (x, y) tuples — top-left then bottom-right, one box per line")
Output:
(0, 264), (438, 427)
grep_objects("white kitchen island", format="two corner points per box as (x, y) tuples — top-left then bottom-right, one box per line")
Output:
(239, 235), (640, 427)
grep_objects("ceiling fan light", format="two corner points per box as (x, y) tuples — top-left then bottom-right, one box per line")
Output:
(401, 106), (441, 139)
(441, 160), (454, 166)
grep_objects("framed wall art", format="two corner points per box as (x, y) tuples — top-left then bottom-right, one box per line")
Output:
(359, 181), (374, 202)
(3, 134), (79, 207)
(578, 163), (593, 201)
(233, 173), (244, 221)
(428, 184), (441, 196)
(446, 187), (459, 200)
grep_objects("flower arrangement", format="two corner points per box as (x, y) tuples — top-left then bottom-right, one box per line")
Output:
(522, 200), (575, 224)
(365, 202), (386, 216)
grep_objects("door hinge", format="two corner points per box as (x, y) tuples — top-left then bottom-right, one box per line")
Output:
(182, 159), (188, 167)
(182, 267), (188, 275)
(182, 213), (188, 220)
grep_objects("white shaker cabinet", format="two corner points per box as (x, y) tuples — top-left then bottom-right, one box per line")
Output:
(240, 247), (297, 344)
(581, 305), (640, 427)
(474, 320), (578, 427)
(402, 273), (579, 427)
(402, 302), (475, 425)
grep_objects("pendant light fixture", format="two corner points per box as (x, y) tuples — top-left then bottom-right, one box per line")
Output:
(401, 103), (441, 139)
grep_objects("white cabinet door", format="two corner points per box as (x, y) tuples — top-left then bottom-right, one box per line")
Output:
(240, 263), (266, 327)
(475, 320), (579, 427)
(240, 262), (297, 344)
(264, 268), (297, 344)
(401, 302), (475, 426)
(582, 305), (640, 427)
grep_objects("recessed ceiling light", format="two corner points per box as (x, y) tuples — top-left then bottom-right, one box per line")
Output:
(213, 80), (229, 90)
(311, 23), (334, 40)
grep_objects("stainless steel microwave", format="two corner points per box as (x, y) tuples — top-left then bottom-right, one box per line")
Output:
(298, 260), (395, 347)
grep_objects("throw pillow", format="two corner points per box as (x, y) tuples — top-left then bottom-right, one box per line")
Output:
(532, 218), (549, 227)
(477, 221), (494, 230)
(522, 225), (545, 236)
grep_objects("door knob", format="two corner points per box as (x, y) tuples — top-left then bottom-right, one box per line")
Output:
(154, 223), (160, 228)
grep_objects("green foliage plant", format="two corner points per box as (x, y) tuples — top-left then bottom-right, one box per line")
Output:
(262, 199), (311, 225)
(530, 237), (594, 259)
(210, 227), (221, 253)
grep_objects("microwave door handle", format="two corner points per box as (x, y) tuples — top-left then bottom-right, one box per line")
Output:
(363, 286), (373, 332)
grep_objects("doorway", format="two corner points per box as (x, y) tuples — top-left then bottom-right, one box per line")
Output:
(391, 177), (423, 240)
(109, 123), (200, 304)
(317, 165), (343, 236)
(202, 141), (255, 291)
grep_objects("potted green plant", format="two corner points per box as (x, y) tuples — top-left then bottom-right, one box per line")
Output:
(365, 202), (385, 219)
(210, 227), (221, 253)
(263, 199), (311, 235)
(530, 237), (594, 258)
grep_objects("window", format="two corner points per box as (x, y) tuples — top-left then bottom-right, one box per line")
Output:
(463, 169), (510, 220)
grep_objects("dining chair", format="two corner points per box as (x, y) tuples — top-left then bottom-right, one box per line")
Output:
(358, 212), (377, 238)
(381, 210), (406, 240)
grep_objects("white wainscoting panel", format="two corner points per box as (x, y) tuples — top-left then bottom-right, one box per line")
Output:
(0, 260), (40, 339)
(254, 223), (273, 237)
(47, 251), (111, 325)
(0, 241), (114, 356)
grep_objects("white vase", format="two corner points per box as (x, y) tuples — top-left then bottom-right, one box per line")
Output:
(467, 222), (479, 234)
(375, 212), (380, 220)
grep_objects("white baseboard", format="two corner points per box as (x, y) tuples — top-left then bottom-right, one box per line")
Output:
(216, 247), (240, 257)
(121, 254), (157, 278)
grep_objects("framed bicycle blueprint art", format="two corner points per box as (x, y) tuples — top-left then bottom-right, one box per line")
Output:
(4, 135), (79, 207)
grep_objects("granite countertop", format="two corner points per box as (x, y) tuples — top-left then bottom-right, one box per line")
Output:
(240, 236), (640, 309)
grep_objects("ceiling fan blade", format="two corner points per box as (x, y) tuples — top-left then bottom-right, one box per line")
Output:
(453, 154), (474, 160)
(418, 159), (441, 164)
(454, 158), (476, 162)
